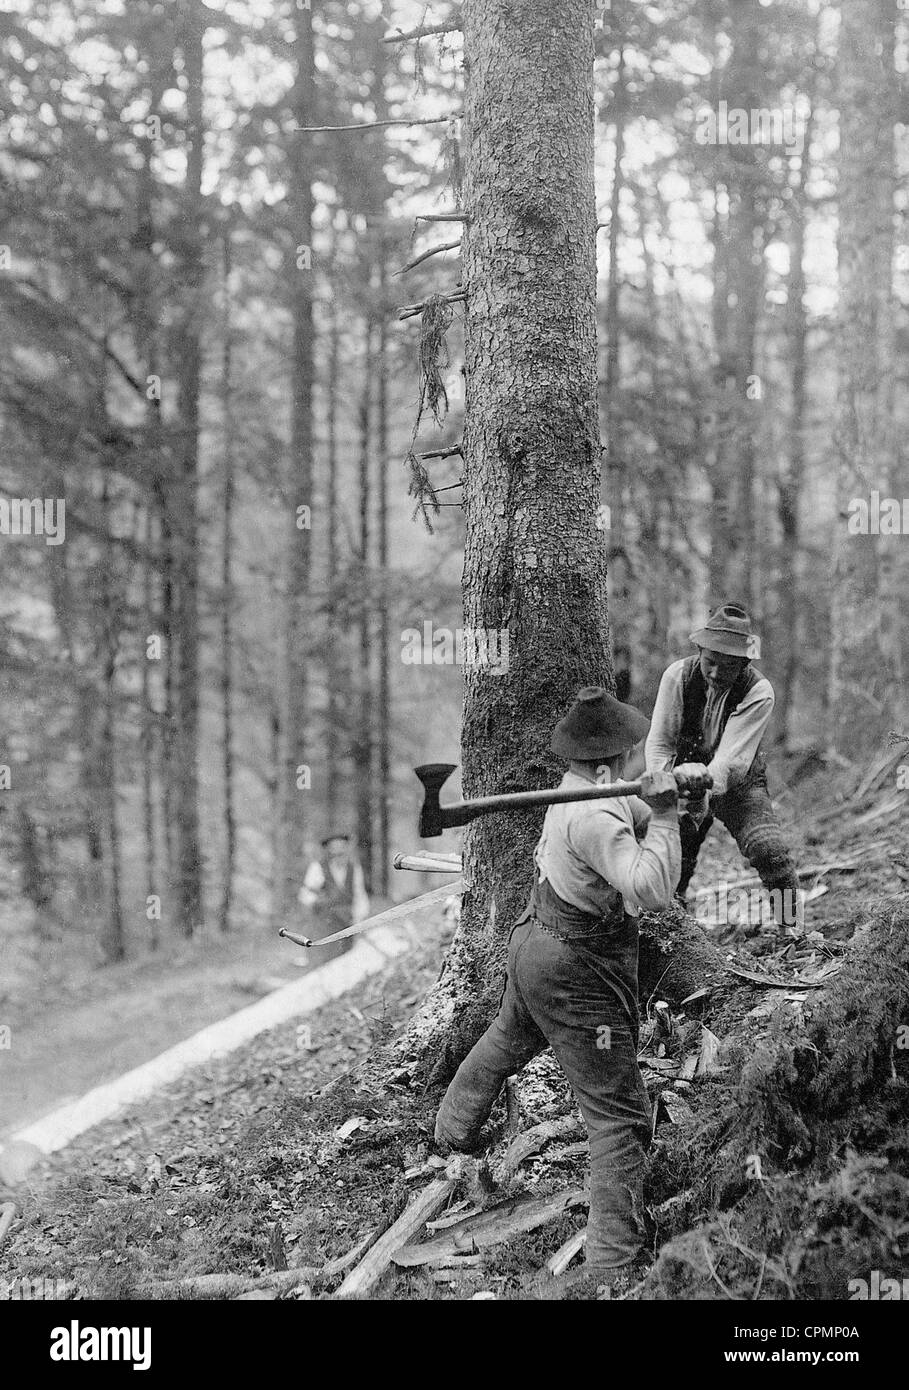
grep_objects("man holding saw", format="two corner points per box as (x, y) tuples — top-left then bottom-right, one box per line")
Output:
(645, 602), (801, 933)
(434, 686), (710, 1285)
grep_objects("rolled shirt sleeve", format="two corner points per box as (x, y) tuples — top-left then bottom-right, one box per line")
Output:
(707, 680), (774, 796)
(568, 805), (681, 914)
(644, 660), (685, 775)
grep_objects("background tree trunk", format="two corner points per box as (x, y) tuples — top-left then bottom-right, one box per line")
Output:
(276, 3), (316, 920)
(171, 0), (205, 936)
(776, 109), (813, 746)
(219, 224), (236, 934)
(355, 307), (375, 887)
(325, 217), (343, 832)
(827, 0), (899, 749)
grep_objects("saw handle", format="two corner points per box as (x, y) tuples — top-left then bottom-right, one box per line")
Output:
(278, 927), (312, 948)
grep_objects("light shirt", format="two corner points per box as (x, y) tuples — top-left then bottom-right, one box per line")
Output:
(534, 770), (681, 918)
(645, 658), (774, 796)
(298, 858), (370, 921)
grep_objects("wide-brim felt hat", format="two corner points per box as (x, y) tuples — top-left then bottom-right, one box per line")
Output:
(551, 686), (651, 760)
(690, 602), (757, 658)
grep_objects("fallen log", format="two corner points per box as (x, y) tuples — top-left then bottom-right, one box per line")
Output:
(494, 1114), (583, 1183)
(334, 1178), (456, 1297)
(392, 1187), (586, 1267)
(143, 1226), (380, 1300)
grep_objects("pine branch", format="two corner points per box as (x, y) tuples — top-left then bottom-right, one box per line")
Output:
(419, 444), (462, 460)
(382, 23), (462, 44)
(296, 116), (457, 133)
(394, 240), (461, 276)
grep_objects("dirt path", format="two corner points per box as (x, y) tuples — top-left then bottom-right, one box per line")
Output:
(0, 934), (310, 1139)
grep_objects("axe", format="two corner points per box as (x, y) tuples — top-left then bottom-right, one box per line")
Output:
(415, 763), (711, 838)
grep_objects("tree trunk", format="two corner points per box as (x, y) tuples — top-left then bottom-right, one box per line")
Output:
(171, 0), (205, 936)
(97, 471), (124, 964)
(219, 225), (236, 934)
(604, 40), (631, 697)
(355, 308), (375, 887)
(276, 3), (316, 921)
(134, 108), (162, 948)
(141, 502), (159, 950)
(827, 0), (901, 748)
(776, 110), (813, 746)
(376, 275), (391, 898)
(402, 0), (611, 1077)
(710, 1), (766, 610)
(373, 33), (392, 901)
(325, 218), (343, 832)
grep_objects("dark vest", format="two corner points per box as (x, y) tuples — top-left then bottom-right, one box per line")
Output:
(676, 654), (766, 787)
(319, 858), (354, 918)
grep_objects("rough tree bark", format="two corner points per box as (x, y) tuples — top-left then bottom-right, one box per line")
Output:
(399, 0), (612, 1078)
(603, 37), (631, 699)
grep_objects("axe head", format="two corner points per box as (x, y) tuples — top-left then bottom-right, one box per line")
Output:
(415, 763), (458, 838)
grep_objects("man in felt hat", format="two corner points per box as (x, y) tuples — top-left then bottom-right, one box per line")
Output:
(645, 602), (800, 931)
(297, 833), (370, 963)
(434, 687), (710, 1284)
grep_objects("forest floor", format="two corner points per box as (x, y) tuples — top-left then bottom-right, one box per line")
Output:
(1, 745), (906, 1301)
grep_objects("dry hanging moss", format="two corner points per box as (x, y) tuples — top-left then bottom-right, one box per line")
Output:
(405, 293), (456, 531)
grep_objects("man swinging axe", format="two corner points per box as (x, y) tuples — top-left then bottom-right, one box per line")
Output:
(645, 602), (801, 932)
(434, 687), (710, 1284)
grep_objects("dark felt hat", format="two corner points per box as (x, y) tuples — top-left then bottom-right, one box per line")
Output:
(689, 602), (759, 658)
(551, 686), (651, 760)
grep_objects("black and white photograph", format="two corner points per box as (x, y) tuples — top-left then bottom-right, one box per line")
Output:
(0, 0), (907, 1356)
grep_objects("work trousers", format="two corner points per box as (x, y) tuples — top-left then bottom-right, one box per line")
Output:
(435, 914), (651, 1271)
(678, 778), (800, 926)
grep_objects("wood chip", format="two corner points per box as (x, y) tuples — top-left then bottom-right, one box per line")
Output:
(392, 1188), (586, 1268)
(493, 1115), (583, 1183)
(335, 1178), (456, 1296)
(0, 1202), (18, 1254)
(659, 1089), (695, 1124)
(335, 1116), (367, 1140)
(546, 1227), (586, 1276)
(695, 1025), (723, 1076)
